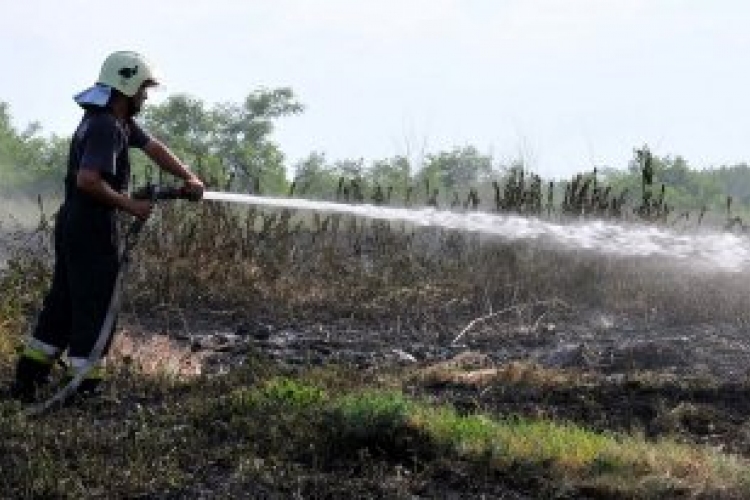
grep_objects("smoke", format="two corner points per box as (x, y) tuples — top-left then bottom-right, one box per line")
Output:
(0, 192), (60, 227)
(0, 193), (59, 269)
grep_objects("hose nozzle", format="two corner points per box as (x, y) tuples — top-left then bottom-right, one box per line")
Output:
(132, 184), (201, 202)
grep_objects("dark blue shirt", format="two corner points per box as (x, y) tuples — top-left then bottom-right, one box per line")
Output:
(64, 110), (151, 202)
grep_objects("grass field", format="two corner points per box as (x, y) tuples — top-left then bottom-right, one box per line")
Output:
(3, 198), (750, 498)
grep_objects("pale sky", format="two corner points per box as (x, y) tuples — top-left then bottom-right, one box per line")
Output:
(2, 0), (750, 179)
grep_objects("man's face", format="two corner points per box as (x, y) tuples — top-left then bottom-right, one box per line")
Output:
(128, 83), (151, 116)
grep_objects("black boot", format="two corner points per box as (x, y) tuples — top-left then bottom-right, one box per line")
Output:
(8, 356), (53, 403)
(57, 373), (105, 407)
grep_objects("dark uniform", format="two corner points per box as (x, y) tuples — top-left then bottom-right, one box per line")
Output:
(12, 106), (152, 399)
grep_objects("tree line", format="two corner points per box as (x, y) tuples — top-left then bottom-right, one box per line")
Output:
(2, 90), (750, 222)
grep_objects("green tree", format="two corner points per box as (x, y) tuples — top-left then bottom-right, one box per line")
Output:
(141, 88), (303, 194)
(291, 152), (339, 197)
(414, 145), (493, 204)
(0, 102), (67, 195)
(365, 155), (412, 202)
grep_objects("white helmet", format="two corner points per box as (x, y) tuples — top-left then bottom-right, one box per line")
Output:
(97, 51), (160, 97)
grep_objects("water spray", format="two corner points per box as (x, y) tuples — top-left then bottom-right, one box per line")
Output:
(200, 191), (750, 273)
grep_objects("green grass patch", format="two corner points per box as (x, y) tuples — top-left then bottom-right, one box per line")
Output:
(230, 376), (328, 411)
(411, 404), (750, 496)
(1, 353), (750, 498)
(304, 387), (750, 497)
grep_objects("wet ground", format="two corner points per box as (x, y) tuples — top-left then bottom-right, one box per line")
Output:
(123, 305), (750, 380)
(117, 303), (750, 463)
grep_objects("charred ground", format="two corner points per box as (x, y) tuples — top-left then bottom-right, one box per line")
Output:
(3, 202), (750, 499)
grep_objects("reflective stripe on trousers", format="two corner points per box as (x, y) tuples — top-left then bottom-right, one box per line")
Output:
(67, 357), (105, 379)
(21, 337), (62, 364)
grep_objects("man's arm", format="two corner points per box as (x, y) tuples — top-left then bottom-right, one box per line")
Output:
(143, 139), (194, 181)
(143, 138), (193, 180)
(143, 139), (205, 198)
(77, 169), (152, 219)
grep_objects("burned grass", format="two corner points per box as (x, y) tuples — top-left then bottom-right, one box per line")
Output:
(3, 202), (750, 498)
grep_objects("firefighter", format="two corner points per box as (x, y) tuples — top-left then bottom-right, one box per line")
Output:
(9, 51), (204, 402)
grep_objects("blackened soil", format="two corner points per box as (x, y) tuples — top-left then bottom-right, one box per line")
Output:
(126, 304), (750, 460)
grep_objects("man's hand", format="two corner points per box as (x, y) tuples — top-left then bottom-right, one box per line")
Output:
(182, 174), (205, 201)
(126, 198), (154, 220)
(78, 168), (153, 219)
